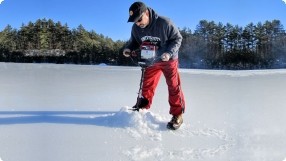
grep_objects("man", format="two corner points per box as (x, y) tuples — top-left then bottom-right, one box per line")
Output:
(123, 1), (185, 130)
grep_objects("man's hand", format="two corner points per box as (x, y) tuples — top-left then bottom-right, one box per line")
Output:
(161, 53), (171, 61)
(123, 48), (131, 57)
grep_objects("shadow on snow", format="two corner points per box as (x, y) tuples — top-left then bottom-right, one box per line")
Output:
(0, 108), (167, 130)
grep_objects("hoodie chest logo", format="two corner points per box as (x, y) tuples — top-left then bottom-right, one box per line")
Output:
(141, 36), (161, 45)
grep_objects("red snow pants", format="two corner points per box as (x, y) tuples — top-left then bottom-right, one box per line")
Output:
(142, 59), (185, 116)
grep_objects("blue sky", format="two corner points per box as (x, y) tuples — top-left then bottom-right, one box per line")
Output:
(0, 0), (286, 41)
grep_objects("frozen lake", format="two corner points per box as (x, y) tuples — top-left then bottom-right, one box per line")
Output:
(1, 62), (286, 161)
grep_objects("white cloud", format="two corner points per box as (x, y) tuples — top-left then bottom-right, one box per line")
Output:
(283, 0), (286, 4)
(0, 0), (4, 4)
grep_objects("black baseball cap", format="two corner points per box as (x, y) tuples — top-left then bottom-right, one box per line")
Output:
(127, 2), (147, 22)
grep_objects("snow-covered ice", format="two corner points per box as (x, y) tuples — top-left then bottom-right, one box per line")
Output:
(1, 62), (286, 161)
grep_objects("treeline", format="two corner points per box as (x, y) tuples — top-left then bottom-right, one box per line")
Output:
(180, 20), (286, 69)
(0, 19), (125, 65)
(1, 19), (286, 69)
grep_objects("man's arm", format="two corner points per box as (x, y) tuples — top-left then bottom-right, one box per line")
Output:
(165, 21), (183, 59)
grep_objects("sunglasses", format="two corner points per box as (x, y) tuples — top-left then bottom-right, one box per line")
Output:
(136, 14), (144, 23)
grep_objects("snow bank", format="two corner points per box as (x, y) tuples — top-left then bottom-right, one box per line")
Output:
(96, 106), (167, 141)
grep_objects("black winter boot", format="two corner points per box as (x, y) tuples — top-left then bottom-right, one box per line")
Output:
(132, 97), (149, 111)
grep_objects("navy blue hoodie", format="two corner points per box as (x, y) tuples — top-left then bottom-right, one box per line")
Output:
(126, 8), (182, 60)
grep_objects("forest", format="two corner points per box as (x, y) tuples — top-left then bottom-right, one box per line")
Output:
(0, 18), (286, 69)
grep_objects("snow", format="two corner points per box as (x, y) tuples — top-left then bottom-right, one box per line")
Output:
(1, 62), (286, 161)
